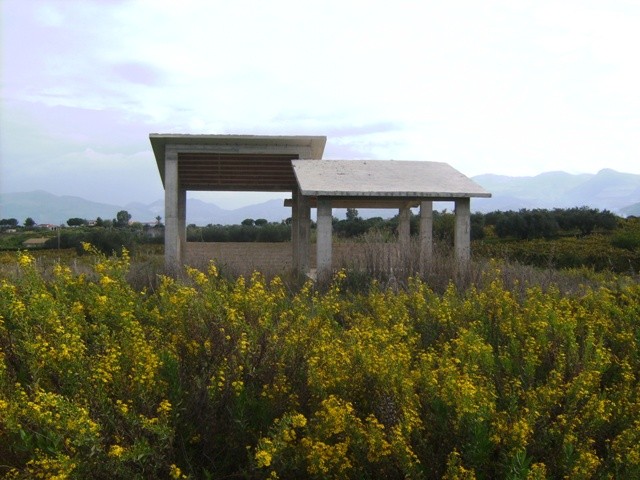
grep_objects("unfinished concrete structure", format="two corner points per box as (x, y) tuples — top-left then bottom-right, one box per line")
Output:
(150, 134), (491, 278)
(291, 159), (491, 281)
(150, 134), (326, 276)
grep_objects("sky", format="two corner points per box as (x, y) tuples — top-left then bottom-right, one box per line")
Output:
(1, 0), (640, 209)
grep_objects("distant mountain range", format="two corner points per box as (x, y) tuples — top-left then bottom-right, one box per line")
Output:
(2, 169), (639, 225)
(0, 191), (293, 226)
(471, 168), (640, 215)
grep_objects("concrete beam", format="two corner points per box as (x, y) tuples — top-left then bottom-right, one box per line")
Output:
(284, 198), (421, 209)
(419, 200), (433, 272)
(316, 197), (333, 283)
(454, 197), (471, 263)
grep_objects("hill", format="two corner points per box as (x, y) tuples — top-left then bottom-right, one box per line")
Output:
(0, 191), (292, 226)
(3, 168), (640, 224)
(471, 169), (640, 214)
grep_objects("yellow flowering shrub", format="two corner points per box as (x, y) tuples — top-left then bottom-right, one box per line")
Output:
(0, 249), (638, 478)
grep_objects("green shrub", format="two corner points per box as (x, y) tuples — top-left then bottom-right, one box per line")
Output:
(1, 250), (639, 478)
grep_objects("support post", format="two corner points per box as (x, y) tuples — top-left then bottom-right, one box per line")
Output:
(178, 187), (187, 262)
(398, 205), (411, 250)
(398, 205), (411, 273)
(291, 189), (299, 272)
(298, 192), (310, 275)
(164, 149), (181, 275)
(454, 197), (471, 264)
(291, 187), (310, 275)
(316, 197), (333, 283)
(419, 200), (433, 273)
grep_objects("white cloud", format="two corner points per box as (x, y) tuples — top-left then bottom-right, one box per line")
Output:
(2, 0), (640, 207)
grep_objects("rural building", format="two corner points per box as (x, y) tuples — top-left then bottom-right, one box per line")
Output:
(150, 134), (491, 279)
(22, 237), (49, 248)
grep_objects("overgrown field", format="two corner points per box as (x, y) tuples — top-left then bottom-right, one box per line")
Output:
(1, 248), (639, 479)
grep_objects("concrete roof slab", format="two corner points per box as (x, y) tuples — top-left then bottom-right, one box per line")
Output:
(292, 160), (491, 199)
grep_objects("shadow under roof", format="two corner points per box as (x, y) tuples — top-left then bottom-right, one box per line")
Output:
(292, 160), (491, 199)
(150, 134), (327, 191)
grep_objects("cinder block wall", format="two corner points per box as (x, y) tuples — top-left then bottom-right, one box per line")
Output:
(186, 242), (296, 275)
(185, 241), (408, 277)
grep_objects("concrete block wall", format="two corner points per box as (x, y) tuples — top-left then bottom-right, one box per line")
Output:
(185, 241), (416, 278)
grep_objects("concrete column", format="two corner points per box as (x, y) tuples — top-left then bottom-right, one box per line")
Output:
(291, 188), (300, 272)
(178, 187), (187, 261)
(398, 206), (411, 250)
(291, 186), (310, 275)
(419, 200), (433, 272)
(316, 197), (333, 283)
(164, 149), (180, 275)
(298, 192), (311, 275)
(454, 197), (471, 263)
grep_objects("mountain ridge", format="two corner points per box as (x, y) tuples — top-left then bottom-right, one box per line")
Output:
(2, 169), (640, 224)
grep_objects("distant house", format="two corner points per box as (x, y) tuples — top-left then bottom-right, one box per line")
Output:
(37, 224), (59, 231)
(22, 237), (49, 248)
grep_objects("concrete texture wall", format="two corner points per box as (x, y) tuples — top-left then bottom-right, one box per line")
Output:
(185, 241), (417, 277)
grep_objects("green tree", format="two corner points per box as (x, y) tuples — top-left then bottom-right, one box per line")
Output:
(241, 218), (255, 226)
(24, 217), (36, 228)
(67, 218), (87, 227)
(95, 217), (112, 228)
(346, 208), (360, 221)
(115, 210), (132, 228)
(555, 206), (618, 236)
(0, 218), (19, 228)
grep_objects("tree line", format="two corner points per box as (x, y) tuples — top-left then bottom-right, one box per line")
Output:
(331, 206), (619, 242)
(2, 207), (626, 256)
(485, 206), (618, 239)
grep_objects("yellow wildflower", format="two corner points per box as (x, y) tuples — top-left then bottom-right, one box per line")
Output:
(169, 464), (183, 479)
(108, 445), (125, 457)
(157, 399), (172, 415)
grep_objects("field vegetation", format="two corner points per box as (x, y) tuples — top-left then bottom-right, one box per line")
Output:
(3, 207), (639, 274)
(1, 239), (639, 478)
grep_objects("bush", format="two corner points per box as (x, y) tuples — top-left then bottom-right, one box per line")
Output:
(189, 223), (290, 243)
(611, 219), (640, 252)
(44, 228), (137, 256)
(475, 235), (640, 273)
(1, 250), (639, 478)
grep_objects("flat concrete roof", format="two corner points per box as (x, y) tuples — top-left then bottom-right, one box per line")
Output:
(292, 160), (491, 199)
(150, 134), (327, 188)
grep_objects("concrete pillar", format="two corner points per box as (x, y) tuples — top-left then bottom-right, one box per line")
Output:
(316, 197), (333, 283)
(291, 187), (310, 275)
(454, 197), (471, 263)
(298, 192), (311, 275)
(419, 200), (433, 272)
(178, 187), (187, 261)
(398, 206), (411, 250)
(164, 149), (181, 275)
(291, 189), (299, 271)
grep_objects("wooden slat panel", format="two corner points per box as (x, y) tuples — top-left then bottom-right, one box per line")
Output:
(177, 152), (298, 190)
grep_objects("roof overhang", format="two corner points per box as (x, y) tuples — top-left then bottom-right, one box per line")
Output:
(150, 134), (326, 191)
(284, 198), (422, 209)
(292, 159), (491, 200)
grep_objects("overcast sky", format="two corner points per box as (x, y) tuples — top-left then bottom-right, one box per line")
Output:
(2, 0), (639, 209)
